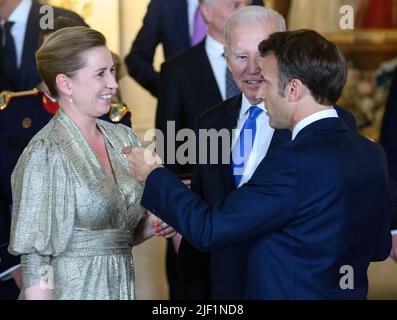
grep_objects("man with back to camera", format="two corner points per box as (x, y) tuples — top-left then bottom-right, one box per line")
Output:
(174, 6), (355, 299)
(124, 29), (391, 299)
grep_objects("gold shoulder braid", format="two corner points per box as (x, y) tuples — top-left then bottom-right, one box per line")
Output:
(0, 88), (39, 110)
(109, 103), (129, 122)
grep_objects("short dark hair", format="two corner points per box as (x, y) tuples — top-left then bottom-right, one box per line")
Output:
(258, 29), (347, 105)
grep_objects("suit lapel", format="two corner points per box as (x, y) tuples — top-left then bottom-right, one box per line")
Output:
(269, 129), (291, 151)
(220, 96), (242, 192)
(191, 41), (223, 106)
(171, 0), (190, 48)
(20, 1), (40, 89)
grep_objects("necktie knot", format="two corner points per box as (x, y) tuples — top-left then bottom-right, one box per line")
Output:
(4, 21), (15, 33)
(248, 106), (262, 119)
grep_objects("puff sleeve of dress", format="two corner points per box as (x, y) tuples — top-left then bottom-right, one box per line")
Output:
(8, 139), (75, 288)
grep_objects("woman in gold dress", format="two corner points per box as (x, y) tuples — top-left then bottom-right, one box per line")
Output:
(8, 26), (174, 300)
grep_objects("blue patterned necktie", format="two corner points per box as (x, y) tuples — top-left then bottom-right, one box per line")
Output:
(231, 106), (263, 187)
(225, 66), (240, 99)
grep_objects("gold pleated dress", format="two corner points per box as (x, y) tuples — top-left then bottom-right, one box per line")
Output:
(8, 108), (147, 300)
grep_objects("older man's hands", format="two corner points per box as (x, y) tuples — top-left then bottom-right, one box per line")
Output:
(122, 146), (163, 182)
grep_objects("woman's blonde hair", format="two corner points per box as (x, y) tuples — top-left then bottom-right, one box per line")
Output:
(36, 26), (106, 97)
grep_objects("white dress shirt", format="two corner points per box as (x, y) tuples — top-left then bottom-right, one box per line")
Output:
(232, 94), (275, 187)
(205, 35), (227, 100)
(187, 0), (199, 39)
(292, 108), (338, 140)
(0, 0), (32, 69)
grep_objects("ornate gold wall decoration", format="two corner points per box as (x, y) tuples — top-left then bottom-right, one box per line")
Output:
(323, 29), (397, 141)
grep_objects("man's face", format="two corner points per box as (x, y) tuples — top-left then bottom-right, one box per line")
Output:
(0, 0), (9, 8)
(203, 0), (251, 41)
(226, 22), (277, 105)
(257, 53), (293, 130)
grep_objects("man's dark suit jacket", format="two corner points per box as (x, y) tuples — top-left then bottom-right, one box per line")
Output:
(191, 99), (357, 299)
(380, 67), (397, 230)
(124, 0), (264, 97)
(142, 116), (391, 299)
(0, 0), (85, 92)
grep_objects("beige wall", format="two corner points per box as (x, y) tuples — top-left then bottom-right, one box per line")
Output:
(119, 0), (163, 137)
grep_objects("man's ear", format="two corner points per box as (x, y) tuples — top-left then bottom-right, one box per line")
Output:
(287, 79), (304, 102)
(55, 74), (72, 96)
(200, 2), (211, 23)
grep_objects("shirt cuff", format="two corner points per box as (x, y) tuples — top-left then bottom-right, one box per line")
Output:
(0, 264), (21, 281)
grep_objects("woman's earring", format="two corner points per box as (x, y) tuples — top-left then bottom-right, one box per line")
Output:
(69, 96), (74, 104)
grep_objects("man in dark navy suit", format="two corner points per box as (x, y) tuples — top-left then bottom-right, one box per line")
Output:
(189, 7), (356, 300)
(125, 29), (391, 299)
(0, 0), (85, 92)
(124, 0), (264, 97)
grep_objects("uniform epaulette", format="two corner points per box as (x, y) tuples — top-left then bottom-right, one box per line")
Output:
(0, 88), (40, 111)
(109, 103), (130, 123)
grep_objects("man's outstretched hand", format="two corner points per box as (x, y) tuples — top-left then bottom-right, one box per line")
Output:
(122, 146), (163, 182)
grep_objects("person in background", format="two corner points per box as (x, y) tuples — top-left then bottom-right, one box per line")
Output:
(0, 0), (85, 92)
(124, 0), (264, 98)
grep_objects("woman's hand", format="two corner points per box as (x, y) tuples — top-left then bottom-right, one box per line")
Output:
(147, 213), (177, 239)
(139, 213), (177, 243)
(11, 267), (23, 290)
(155, 220), (178, 239)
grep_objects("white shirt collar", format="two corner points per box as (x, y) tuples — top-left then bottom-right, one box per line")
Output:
(6, 0), (32, 24)
(205, 34), (224, 59)
(292, 108), (338, 140)
(239, 94), (266, 119)
(186, 0), (199, 38)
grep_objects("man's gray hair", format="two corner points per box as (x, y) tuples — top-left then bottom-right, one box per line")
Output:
(224, 6), (286, 52)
